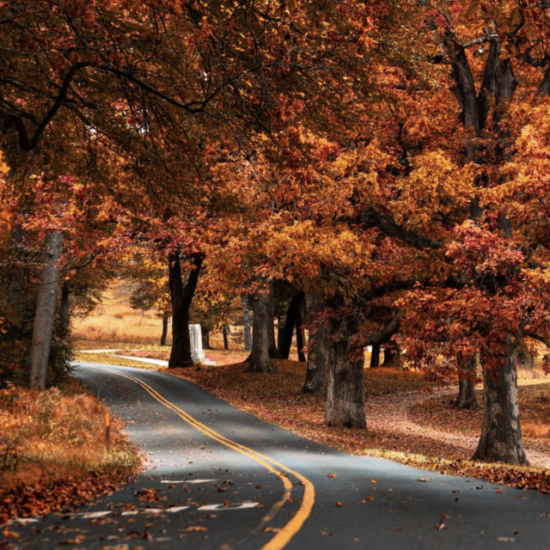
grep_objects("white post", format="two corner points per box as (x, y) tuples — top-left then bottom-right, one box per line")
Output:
(189, 324), (206, 363)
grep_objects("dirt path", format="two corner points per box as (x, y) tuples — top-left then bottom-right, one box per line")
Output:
(366, 388), (550, 469)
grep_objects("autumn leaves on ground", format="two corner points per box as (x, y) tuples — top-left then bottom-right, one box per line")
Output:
(0, 382), (140, 525)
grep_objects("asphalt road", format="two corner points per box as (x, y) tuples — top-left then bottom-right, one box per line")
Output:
(6, 362), (550, 549)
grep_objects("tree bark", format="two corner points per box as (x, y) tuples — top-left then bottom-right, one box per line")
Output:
(248, 280), (275, 372)
(370, 343), (380, 368)
(160, 313), (169, 346)
(222, 325), (229, 350)
(472, 346), (529, 465)
(168, 253), (202, 368)
(279, 292), (305, 359)
(29, 230), (63, 390)
(325, 306), (366, 430)
(302, 294), (327, 396)
(242, 296), (252, 352)
(455, 354), (480, 410)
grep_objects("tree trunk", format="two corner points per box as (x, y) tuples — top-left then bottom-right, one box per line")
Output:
(383, 345), (398, 366)
(277, 314), (285, 351)
(472, 346), (528, 465)
(242, 296), (252, 352)
(325, 309), (366, 430)
(203, 329), (211, 350)
(248, 280), (275, 373)
(60, 282), (70, 339)
(160, 313), (169, 346)
(302, 294), (327, 396)
(168, 253), (203, 368)
(267, 281), (283, 359)
(455, 354), (480, 410)
(370, 343), (380, 368)
(29, 230), (63, 390)
(222, 325), (229, 350)
(296, 306), (306, 363)
(279, 292), (305, 359)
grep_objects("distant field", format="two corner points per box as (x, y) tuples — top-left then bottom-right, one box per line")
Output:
(72, 281), (247, 350)
(73, 290), (170, 345)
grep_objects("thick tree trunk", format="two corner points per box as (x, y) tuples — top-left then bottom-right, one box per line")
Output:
(29, 231), (63, 390)
(248, 281), (275, 373)
(302, 294), (327, 396)
(325, 308), (366, 430)
(279, 292), (305, 359)
(455, 354), (480, 410)
(160, 313), (169, 346)
(472, 347), (528, 465)
(222, 325), (229, 350)
(370, 343), (380, 368)
(168, 253), (202, 368)
(242, 296), (252, 352)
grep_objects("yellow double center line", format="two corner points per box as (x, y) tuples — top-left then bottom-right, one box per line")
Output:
(104, 367), (315, 550)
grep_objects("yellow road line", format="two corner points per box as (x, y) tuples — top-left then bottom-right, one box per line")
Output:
(103, 367), (315, 550)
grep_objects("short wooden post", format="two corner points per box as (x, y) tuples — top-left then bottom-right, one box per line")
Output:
(105, 411), (111, 451)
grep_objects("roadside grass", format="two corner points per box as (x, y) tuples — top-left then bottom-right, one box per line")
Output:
(0, 381), (140, 525)
(410, 385), (550, 440)
(74, 352), (161, 369)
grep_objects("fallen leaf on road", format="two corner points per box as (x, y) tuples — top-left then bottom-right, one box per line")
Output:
(2, 529), (19, 539)
(417, 478), (431, 482)
(336, 502), (342, 508)
(184, 526), (207, 532)
(327, 474), (337, 478)
(318, 531), (332, 536)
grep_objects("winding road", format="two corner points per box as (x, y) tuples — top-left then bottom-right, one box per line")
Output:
(8, 362), (550, 549)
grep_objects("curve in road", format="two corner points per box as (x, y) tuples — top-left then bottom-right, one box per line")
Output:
(5, 362), (550, 550)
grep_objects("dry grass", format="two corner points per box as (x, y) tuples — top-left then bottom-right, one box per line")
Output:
(0, 382), (140, 524)
(73, 300), (169, 345)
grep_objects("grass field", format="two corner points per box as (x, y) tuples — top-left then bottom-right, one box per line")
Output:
(73, 287), (170, 345)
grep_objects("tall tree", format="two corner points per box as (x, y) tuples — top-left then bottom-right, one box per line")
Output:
(168, 254), (203, 368)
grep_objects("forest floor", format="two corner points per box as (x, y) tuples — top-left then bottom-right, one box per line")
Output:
(0, 380), (141, 526)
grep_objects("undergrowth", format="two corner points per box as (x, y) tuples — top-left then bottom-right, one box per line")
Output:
(0, 382), (140, 524)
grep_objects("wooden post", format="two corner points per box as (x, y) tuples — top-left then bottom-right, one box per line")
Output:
(105, 411), (111, 451)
